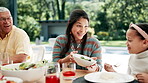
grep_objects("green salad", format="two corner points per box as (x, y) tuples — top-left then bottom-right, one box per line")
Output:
(1, 60), (48, 71)
(80, 56), (91, 61)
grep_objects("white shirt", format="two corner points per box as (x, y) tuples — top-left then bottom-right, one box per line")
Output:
(128, 50), (148, 75)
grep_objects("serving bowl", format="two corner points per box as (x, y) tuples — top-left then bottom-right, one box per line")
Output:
(0, 63), (46, 82)
(72, 54), (96, 67)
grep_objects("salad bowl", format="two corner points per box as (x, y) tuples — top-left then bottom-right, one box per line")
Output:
(0, 61), (47, 82)
(72, 54), (96, 67)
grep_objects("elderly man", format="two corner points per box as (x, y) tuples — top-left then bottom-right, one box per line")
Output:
(0, 7), (32, 63)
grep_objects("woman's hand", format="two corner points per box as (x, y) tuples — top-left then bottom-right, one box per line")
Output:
(104, 63), (116, 72)
(69, 51), (78, 63)
(60, 51), (78, 63)
(91, 57), (98, 60)
(136, 73), (148, 83)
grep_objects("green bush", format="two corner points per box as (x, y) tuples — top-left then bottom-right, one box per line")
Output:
(97, 31), (109, 40)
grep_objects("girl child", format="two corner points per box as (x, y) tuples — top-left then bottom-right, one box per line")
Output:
(104, 23), (148, 83)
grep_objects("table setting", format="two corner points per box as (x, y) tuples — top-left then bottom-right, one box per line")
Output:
(65, 53), (139, 83)
(0, 52), (140, 83)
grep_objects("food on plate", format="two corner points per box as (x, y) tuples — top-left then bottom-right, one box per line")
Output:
(80, 56), (91, 61)
(0, 76), (23, 83)
(99, 72), (114, 80)
(84, 72), (135, 82)
(0, 77), (16, 83)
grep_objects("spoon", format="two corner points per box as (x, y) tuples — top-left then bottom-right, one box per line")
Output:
(113, 63), (121, 67)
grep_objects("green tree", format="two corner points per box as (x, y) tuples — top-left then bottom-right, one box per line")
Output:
(17, 0), (40, 41)
(95, 0), (148, 40)
(56, 0), (66, 20)
(106, 0), (147, 29)
(94, 11), (109, 32)
(0, 0), (8, 7)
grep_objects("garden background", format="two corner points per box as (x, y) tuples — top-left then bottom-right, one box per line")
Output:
(0, 0), (147, 44)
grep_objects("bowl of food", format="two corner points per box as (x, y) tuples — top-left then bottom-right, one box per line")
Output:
(72, 54), (96, 67)
(0, 60), (47, 82)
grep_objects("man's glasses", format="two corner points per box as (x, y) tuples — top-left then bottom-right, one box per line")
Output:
(0, 17), (12, 22)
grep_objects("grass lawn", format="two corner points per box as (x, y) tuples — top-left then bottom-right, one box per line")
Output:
(31, 40), (127, 47)
(100, 40), (126, 47)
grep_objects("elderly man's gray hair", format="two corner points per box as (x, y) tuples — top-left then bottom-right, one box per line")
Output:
(0, 7), (10, 12)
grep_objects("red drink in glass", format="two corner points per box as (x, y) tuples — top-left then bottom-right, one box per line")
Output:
(46, 75), (60, 83)
(2, 63), (9, 66)
(63, 71), (76, 77)
(62, 63), (76, 80)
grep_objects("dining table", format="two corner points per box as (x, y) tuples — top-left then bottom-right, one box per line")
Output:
(35, 69), (139, 83)
(1, 69), (139, 83)
(60, 69), (91, 83)
(30, 69), (91, 83)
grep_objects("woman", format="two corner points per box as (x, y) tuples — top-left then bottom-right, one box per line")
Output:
(52, 9), (102, 71)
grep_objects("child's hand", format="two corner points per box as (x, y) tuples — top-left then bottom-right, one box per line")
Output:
(104, 63), (116, 72)
(136, 73), (148, 83)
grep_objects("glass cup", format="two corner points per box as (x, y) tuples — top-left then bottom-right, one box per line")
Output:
(62, 62), (76, 80)
(0, 53), (13, 66)
(45, 62), (60, 83)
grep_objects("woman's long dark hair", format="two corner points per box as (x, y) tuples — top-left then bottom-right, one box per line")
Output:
(60, 9), (89, 58)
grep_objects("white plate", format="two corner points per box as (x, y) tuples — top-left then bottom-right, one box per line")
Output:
(84, 72), (134, 83)
(1, 77), (23, 83)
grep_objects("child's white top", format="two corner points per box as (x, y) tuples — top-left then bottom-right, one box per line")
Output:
(128, 50), (148, 75)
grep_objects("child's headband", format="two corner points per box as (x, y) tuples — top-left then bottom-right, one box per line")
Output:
(130, 24), (148, 40)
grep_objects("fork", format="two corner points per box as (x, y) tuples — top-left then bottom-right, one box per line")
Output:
(113, 63), (121, 67)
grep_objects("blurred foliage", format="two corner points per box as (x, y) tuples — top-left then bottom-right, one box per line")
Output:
(0, 0), (8, 7)
(17, 0), (41, 41)
(87, 27), (95, 37)
(97, 31), (109, 40)
(94, 0), (147, 40)
(17, 16), (40, 41)
(100, 40), (127, 47)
